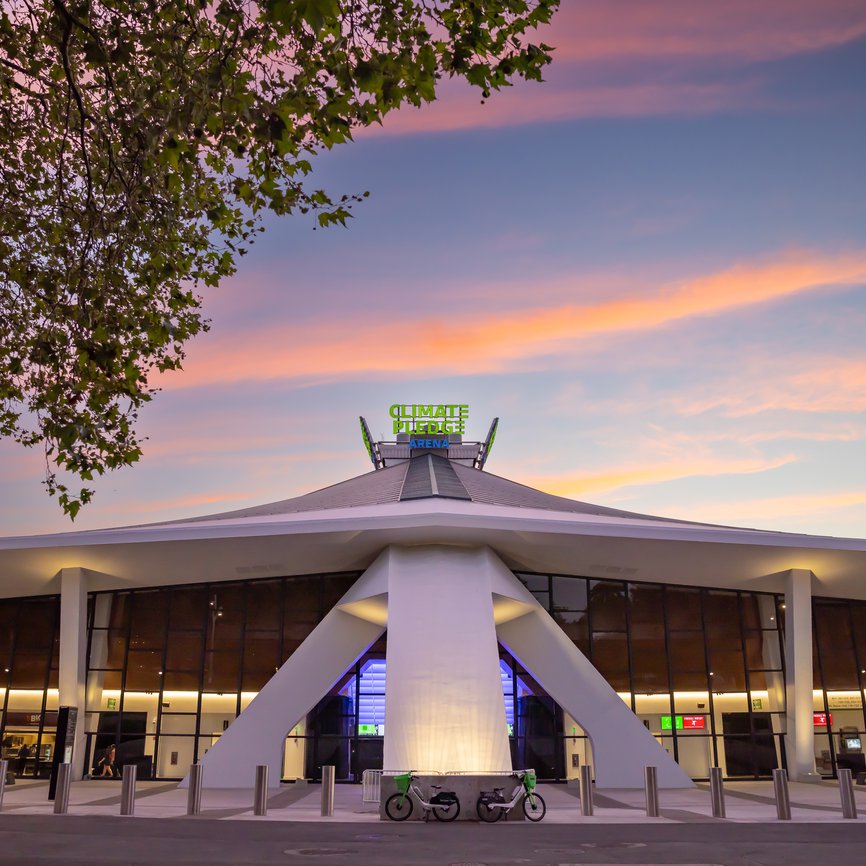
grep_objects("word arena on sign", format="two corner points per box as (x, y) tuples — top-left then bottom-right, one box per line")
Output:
(389, 404), (469, 436)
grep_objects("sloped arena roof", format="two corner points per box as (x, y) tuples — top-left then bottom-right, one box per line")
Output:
(1, 453), (865, 601)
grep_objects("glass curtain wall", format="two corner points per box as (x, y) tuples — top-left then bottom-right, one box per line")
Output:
(812, 597), (866, 777)
(85, 573), (360, 779)
(516, 573), (787, 780)
(0, 595), (60, 778)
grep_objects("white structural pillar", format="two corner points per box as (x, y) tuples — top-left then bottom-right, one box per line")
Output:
(58, 567), (89, 780)
(785, 568), (820, 781)
(384, 546), (511, 773)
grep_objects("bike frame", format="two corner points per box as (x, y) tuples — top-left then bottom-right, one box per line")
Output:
(394, 781), (442, 814)
(483, 774), (539, 814)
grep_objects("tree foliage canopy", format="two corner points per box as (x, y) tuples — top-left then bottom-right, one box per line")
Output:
(0, 0), (556, 517)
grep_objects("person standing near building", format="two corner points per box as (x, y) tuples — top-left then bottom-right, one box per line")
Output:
(95, 743), (117, 778)
(16, 743), (29, 777)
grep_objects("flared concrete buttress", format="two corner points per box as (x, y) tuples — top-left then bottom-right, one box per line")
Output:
(191, 544), (691, 788)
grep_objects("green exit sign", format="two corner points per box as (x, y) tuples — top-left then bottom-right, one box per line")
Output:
(660, 715), (683, 730)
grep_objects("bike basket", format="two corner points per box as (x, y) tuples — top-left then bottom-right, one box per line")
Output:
(393, 772), (413, 794)
(523, 771), (537, 791)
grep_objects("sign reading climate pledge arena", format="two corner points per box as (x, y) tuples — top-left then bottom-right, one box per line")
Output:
(390, 404), (469, 441)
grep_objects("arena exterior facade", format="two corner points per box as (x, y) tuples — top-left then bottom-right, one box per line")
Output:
(1, 408), (866, 789)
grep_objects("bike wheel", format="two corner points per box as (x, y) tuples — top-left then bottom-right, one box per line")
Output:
(385, 792), (413, 821)
(476, 797), (503, 822)
(522, 792), (546, 822)
(432, 798), (460, 822)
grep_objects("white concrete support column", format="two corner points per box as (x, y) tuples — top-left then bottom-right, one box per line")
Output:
(383, 546), (511, 774)
(784, 568), (820, 782)
(58, 567), (89, 780)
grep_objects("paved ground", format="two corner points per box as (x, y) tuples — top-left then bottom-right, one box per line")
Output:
(2, 780), (866, 864)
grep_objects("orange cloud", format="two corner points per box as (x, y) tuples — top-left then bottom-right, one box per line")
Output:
(169, 249), (866, 388)
(551, 0), (866, 63)
(673, 359), (866, 417)
(373, 80), (760, 135)
(522, 455), (797, 500)
(673, 490), (866, 526)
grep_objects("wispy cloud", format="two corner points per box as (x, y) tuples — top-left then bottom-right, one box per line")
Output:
(169, 249), (866, 388)
(524, 455), (797, 499)
(677, 490), (866, 526)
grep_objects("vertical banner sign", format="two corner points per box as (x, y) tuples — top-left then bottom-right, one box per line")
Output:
(48, 706), (77, 801)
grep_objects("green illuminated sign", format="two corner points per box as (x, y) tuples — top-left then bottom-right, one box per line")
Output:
(390, 404), (469, 436)
(358, 724), (377, 735)
(660, 715), (683, 730)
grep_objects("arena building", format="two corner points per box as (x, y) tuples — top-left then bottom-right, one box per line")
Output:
(1, 406), (865, 789)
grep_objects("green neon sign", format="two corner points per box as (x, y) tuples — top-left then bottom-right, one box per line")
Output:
(389, 404), (469, 436)
(660, 715), (684, 730)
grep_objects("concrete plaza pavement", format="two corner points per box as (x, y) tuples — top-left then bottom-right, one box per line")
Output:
(2, 779), (866, 864)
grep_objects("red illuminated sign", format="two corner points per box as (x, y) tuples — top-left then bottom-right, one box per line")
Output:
(681, 715), (706, 730)
(813, 712), (833, 727)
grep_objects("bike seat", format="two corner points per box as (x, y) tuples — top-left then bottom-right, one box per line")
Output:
(493, 787), (504, 793)
(430, 784), (442, 790)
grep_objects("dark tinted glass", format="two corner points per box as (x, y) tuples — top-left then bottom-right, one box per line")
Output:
(169, 587), (208, 630)
(589, 581), (626, 631)
(551, 577), (587, 611)
(245, 580), (282, 631)
(165, 631), (203, 671)
(128, 592), (168, 650)
(15, 598), (56, 648)
(665, 587), (702, 630)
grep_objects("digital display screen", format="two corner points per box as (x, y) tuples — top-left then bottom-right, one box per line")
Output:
(358, 724), (384, 736)
(843, 736), (861, 750)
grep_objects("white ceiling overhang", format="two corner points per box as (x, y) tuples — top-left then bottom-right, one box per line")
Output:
(0, 499), (864, 600)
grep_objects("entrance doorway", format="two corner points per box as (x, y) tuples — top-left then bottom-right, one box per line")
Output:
(722, 712), (779, 777)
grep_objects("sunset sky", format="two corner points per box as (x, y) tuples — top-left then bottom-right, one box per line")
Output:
(3, 0), (866, 538)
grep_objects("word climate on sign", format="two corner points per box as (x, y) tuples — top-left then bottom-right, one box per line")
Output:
(390, 404), (469, 436)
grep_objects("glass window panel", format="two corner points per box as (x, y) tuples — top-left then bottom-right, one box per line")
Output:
(708, 650), (747, 692)
(10, 652), (49, 688)
(631, 637), (670, 693)
(14, 599), (57, 649)
(158, 713), (197, 735)
(284, 577), (321, 626)
(815, 602), (859, 689)
(517, 574), (548, 594)
(162, 670), (200, 691)
(589, 581), (626, 631)
(671, 669), (708, 691)
(245, 580), (282, 631)
(665, 587), (702, 631)
(703, 591), (741, 639)
(169, 587), (208, 630)
(850, 604), (866, 660)
(551, 610), (589, 653)
(103, 593), (130, 630)
(590, 631), (629, 691)
(128, 591), (168, 650)
(207, 585), (244, 651)
(668, 632), (706, 674)
(242, 632), (280, 691)
(203, 650), (240, 692)
(154, 734), (195, 777)
(739, 594), (763, 631)
(0, 601), (17, 662)
(47, 668), (58, 689)
(320, 575), (359, 617)
(551, 577), (587, 612)
(165, 631), (203, 671)
(89, 629), (127, 669)
(125, 650), (163, 691)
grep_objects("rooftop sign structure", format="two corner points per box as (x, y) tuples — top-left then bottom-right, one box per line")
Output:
(360, 406), (498, 472)
(390, 404), (470, 436)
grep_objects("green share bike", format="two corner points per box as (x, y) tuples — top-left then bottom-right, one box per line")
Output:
(385, 772), (460, 821)
(476, 770), (546, 822)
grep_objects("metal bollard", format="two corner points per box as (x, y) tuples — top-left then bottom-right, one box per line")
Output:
(53, 763), (72, 815)
(187, 763), (203, 816)
(772, 768), (791, 820)
(579, 764), (594, 816)
(0, 759), (7, 812)
(120, 764), (137, 816)
(709, 766), (726, 818)
(644, 765), (659, 818)
(254, 765), (269, 816)
(321, 765), (335, 817)
(839, 768), (858, 819)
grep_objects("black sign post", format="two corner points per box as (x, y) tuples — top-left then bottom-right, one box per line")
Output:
(48, 706), (77, 801)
